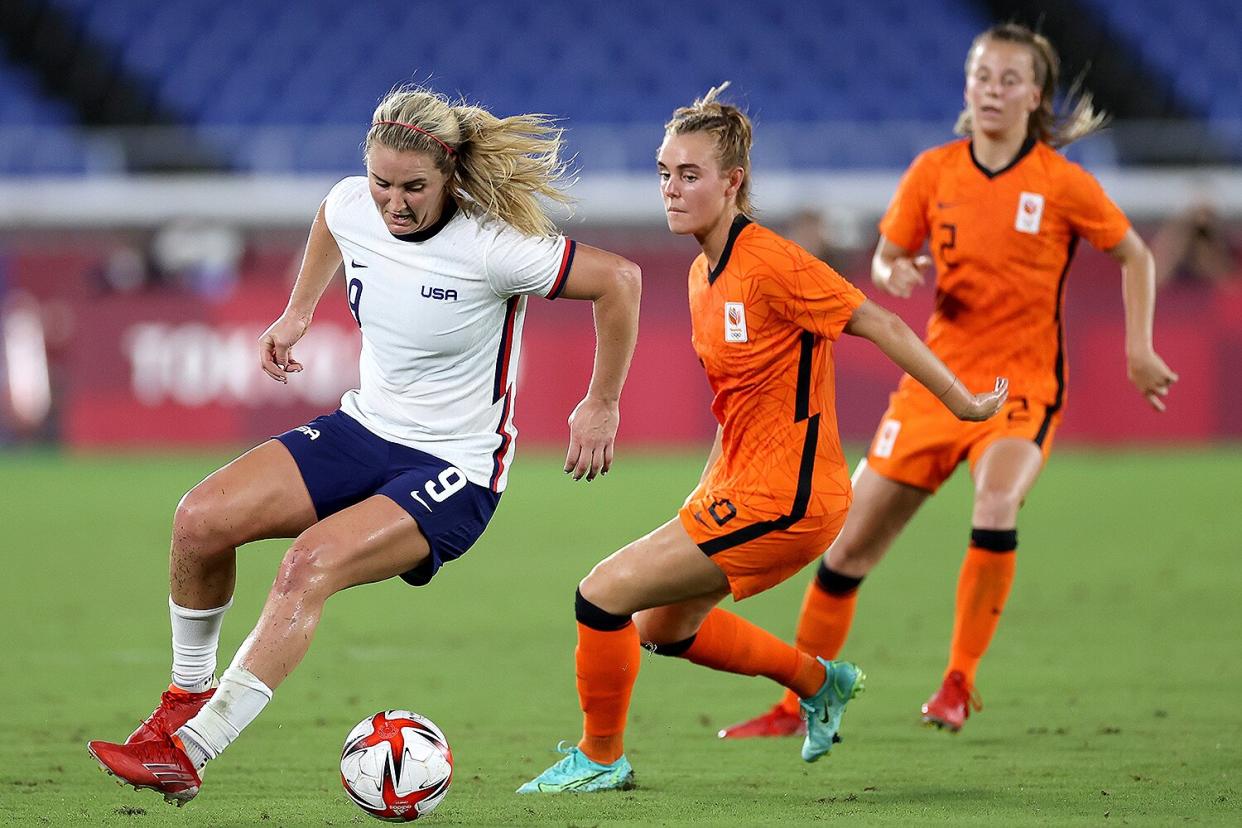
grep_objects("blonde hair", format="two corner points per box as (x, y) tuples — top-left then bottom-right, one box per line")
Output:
(664, 82), (756, 217)
(366, 85), (571, 237)
(954, 23), (1108, 148)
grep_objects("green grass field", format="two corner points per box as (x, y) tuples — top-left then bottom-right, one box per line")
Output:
(1, 446), (1239, 826)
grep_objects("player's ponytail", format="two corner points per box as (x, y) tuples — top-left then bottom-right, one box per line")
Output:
(450, 105), (573, 238)
(954, 23), (1108, 149)
(366, 85), (572, 238)
(665, 82), (756, 217)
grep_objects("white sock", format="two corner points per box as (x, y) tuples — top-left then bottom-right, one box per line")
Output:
(176, 665), (273, 770)
(170, 596), (233, 693)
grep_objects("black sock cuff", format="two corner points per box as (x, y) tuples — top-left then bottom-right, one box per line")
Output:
(815, 560), (864, 595)
(971, 528), (1017, 552)
(574, 588), (632, 631)
(645, 635), (697, 657)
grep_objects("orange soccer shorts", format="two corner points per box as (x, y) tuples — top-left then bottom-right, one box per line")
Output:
(679, 491), (849, 601)
(865, 385), (1061, 493)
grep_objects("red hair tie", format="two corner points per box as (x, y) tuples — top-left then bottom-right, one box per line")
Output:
(372, 120), (456, 156)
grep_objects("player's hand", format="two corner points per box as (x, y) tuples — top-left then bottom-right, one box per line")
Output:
(947, 376), (1008, 421)
(878, 255), (931, 298)
(1127, 349), (1178, 412)
(258, 312), (310, 383)
(564, 395), (619, 481)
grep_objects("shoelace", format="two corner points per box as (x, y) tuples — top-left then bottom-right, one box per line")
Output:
(948, 677), (984, 713)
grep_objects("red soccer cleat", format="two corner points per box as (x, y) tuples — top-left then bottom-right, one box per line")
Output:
(921, 670), (982, 732)
(126, 685), (215, 744)
(717, 703), (806, 739)
(87, 734), (202, 806)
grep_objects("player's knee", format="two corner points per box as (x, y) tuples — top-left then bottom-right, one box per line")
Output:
(973, 486), (1023, 526)
(578, 557), (633, 610)
(171, 486), (232, 554)
(273, 534), (337, 600)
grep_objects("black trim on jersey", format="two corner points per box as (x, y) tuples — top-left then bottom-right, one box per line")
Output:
(546, 239), (577, 300)
(707, 214), (753, 285)
(392, 199), (459, 243)
(1035, 235), (1078, 446)
(698, 413), (820, 556)
(969, 137), (1036, 180)
(794, 332), (815, 422)
(488, 387), (514, 492)
(492, 296), (520, 403)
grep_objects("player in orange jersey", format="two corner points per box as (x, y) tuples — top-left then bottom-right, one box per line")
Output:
(518, 83), (1008, 793)
(720, 23), (1178, 741)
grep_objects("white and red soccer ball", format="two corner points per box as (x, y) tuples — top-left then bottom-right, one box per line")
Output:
(340, 710), (453, 821)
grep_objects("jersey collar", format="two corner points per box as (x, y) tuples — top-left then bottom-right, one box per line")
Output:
(968, 136), (1036, 180)
(707, 214), (753, 285)
(392, 199), (459, 243)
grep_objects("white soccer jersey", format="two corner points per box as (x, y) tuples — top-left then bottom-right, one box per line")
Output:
(323, 176), (576, 492)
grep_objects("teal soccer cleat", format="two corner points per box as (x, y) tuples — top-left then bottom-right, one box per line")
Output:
(800, 657), (865, 762)
(516, 742), (636, 794)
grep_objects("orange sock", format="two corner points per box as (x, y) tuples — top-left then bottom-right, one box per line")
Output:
(683, 608), (825, 699)
(947, 539), (1017, 686)
(777, 571), (861, 715)
(576, 621), (641, 764)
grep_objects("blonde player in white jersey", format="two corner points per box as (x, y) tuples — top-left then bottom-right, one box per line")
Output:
(87, 85), (642, 807)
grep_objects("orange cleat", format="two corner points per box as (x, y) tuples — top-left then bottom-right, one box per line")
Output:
(717, 703), (806, 739)
(87, 734), (201, 807)
(126, 685), (215, 744)
(921, 670), (982, 732)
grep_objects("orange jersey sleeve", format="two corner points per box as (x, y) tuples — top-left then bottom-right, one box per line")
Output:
(1056, 163), (1131, 251)
(878, 148), (941, 252)
(759, 236), (867, 340)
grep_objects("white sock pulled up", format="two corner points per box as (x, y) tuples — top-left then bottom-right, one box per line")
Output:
(170, 596), (233, 693)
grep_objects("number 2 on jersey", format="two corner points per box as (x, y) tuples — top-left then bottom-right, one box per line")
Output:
(937, 223), (957, 268)
(409, 467), (467, 512)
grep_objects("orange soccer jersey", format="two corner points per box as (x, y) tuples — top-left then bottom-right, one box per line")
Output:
(679, 217), (866, 555)
(879, 138), (1131, 413)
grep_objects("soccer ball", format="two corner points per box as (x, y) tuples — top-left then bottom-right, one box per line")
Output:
(340, 710), (453, 822)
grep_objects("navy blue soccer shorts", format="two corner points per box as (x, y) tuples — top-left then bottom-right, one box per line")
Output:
(275, 409), (501, 586)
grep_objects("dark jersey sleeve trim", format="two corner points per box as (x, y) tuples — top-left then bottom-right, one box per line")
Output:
(545, 238), (576, 300)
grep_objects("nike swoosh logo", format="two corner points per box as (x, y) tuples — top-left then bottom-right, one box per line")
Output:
(936, 202), (962, 210)
(351, 259), (368, 268)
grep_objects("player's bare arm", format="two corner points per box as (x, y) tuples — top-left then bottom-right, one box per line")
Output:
(259, 199), (344, 383)
(553, 244), (642, 480)
(871, 236), (932, 299)
(1109, 228), (1179, 411)
(844, 299), (1008, 421)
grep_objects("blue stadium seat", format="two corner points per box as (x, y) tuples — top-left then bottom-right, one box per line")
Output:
(6, 0), (1229, 172)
